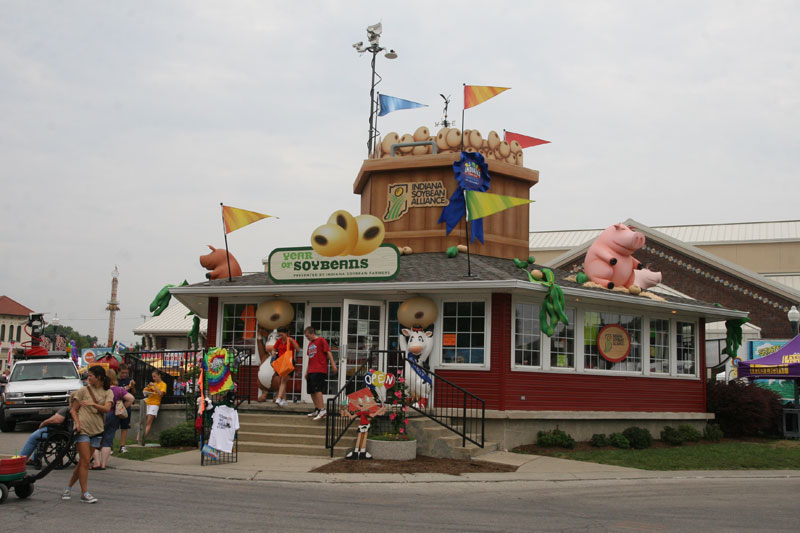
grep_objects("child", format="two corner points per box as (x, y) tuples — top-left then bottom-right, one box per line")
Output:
(138, 369), (166, 442)
(340, 387), (385, 460)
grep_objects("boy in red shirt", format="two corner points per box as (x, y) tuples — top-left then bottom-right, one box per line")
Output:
(303, 326), (337, 420)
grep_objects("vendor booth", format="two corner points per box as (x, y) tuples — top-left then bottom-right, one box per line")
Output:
(170, 140), (749, 450)
(736, 334), (800, 438)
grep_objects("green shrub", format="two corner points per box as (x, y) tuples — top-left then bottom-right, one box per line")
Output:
(703, 423), (724, 442)
(608, 433), (630, 449)
(622, 426), (653, 449)
(678, 424), (702, 443)
(159, 422), (197, 448)
(706, 381), (782, 437)
(536, 428), (576, 449)
(590, 433), (609, 447)
(661, 426), (684, 446)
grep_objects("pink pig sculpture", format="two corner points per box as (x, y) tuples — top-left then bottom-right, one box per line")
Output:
(199, 245), (243, 280)
(583, 223), (662, 290)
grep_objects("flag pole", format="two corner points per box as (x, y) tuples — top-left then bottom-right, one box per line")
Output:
(464, 190), (472, 277)
(461, 83), (466, 152)
(220, 203), (233, 282)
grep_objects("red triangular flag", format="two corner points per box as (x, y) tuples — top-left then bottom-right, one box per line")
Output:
(504, 131), (550, 148)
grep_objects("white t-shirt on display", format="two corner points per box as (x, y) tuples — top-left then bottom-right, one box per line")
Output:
(208, 405), (239, 453)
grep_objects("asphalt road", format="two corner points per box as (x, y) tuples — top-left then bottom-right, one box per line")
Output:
(2, 466), (799, 532)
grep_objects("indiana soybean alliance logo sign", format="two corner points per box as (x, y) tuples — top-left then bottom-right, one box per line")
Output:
(383, 181), (449, 222)
(268, 244), (400, 283)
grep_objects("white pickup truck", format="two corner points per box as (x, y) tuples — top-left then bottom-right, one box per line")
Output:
(0, 355), (82, 432)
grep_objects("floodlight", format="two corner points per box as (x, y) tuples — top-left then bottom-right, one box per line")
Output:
(384, 49), (397, 59)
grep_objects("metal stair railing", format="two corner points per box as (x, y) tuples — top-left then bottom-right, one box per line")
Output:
(325, 349), (485, 456)
(325, 350), (375, 457)
(380, 349), (485, 448)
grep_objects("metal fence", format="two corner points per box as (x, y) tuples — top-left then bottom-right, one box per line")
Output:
(122, 350), (202, 405)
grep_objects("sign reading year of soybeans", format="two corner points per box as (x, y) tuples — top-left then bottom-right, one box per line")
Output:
(383, 181), (449, 222)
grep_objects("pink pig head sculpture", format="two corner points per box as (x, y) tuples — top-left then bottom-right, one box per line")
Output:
(583, 223), (662, 290)
(199, 245), (243, 280)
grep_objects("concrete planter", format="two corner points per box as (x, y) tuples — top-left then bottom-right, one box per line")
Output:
(366, 438), (417, 461)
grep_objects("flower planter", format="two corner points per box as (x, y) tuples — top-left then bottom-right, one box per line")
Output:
(366, 438), (417, 461)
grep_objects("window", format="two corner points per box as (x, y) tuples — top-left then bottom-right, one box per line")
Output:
(550, 309), (576, 369)
(649, 319), (670, 374)
(220, 303), (306, 365)
(514, 302), (541, 367)
(441, 301), (486, 365)
(16, 325), (21, 342)
(676, 321), (696, 375)
(584, 311), (642, 372)
(387, 301), (402, 352)
(0, 324), (4, 341)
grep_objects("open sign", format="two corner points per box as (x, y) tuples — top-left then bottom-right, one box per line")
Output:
(364, 370), (396, 389)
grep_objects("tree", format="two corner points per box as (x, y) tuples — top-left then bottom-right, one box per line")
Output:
(42, 325), (98, 351)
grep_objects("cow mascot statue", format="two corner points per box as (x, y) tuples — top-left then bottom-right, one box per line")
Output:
(255, 299), (294, 402)
(397, 296), (438, 408)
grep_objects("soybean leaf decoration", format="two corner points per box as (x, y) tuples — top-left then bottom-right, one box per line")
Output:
(722, 317), (750, 360)
(513, 257), (569, 336)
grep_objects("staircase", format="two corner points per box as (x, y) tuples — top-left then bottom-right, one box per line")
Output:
(407, 418), (497, 460)
(237, 405), (355, 457)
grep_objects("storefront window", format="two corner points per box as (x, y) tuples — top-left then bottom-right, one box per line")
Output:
(221, 302), (305, 364)
(387, 301), (402, 352)
(676, 321), (696, 375)
(514, 302), (541, 367)
(550, 309), (576, 369)
(650, 319), (670, 374)
(584, 311), (642, 372)
(441, 301), (486, 365)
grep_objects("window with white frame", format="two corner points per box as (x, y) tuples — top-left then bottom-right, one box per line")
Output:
(584, 311), (642, 372)
(550, 309), (576, 369)
(514, 302), (541, 367)
(441, 301), (486, 365)
(649, 318), (670, 374)
(676, 321), (696, 375)
(221, 302), (306, 364)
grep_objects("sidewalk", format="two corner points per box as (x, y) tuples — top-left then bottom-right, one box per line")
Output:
(106, 450), (800, 484)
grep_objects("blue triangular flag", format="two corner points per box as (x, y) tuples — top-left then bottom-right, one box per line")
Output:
(378, 94), (428, 117)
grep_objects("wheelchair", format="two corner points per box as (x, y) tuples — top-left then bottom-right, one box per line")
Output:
(34, 419), (78, 470)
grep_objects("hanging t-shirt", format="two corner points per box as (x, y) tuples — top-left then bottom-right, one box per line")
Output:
(208, 405), (239, 453)
(306, 337), (331, 374)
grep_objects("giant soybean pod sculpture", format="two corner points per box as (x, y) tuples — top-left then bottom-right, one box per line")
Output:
(512, 258), (569, 336)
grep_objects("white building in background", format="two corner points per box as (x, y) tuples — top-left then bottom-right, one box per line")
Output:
(133, 302), (207, 351)
(0, 296), (34, 371)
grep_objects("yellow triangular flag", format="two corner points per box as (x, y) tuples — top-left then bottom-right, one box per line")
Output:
(465, 190), (533, 221)
(222, 205), (274, 234)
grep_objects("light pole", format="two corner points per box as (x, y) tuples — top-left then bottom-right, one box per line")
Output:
(788, 305), (799, 337)
(353, 23), (397, 157)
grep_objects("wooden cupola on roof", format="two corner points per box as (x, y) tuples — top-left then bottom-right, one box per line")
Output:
(354, 128), (539, 260)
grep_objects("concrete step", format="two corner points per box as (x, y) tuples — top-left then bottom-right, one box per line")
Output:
(238, 422), (328, 436)
(239, 413), (319, 424)
(238, 441), (348, 457)
(238, 431), (327, 446)
(432, 435), (498, 460)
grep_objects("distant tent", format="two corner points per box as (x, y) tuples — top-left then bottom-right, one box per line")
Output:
(737, 334), (800, 380)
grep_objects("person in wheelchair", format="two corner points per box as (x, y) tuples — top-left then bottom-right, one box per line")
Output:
(19, 406), (72, 468)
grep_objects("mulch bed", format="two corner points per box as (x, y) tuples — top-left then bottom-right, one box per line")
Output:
(312, 455), (518, 475)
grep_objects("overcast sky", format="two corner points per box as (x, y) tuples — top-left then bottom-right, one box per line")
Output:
(2, 1), (798, 344)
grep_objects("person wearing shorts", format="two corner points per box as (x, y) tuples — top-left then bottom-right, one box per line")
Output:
(116, 365), (136, 453)
(139, 369), (166, 442)
(303, 327), (337, 421)
(63, 366), (113, 504)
